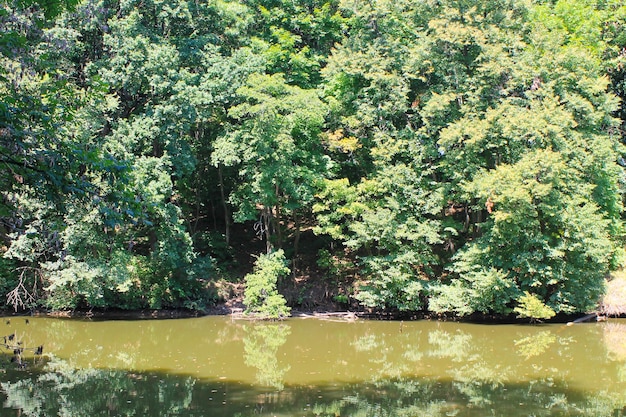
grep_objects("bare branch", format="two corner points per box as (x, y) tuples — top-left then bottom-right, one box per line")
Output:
(6, 266), (41, 311)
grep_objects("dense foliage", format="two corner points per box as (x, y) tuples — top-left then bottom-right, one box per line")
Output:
(1, 0), (625, 318)
(243, 249), (291, 318)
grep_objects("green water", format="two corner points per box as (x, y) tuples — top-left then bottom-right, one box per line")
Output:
(0, 316), (625, 416)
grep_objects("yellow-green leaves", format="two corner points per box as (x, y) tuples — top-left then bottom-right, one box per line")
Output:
(514, 291), (556, 321)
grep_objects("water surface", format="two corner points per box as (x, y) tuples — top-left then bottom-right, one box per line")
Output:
(0, 316), (625, 416)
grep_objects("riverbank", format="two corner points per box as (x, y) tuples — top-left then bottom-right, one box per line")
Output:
(3, 273), (624, 323)
(6, 305), (618, 324)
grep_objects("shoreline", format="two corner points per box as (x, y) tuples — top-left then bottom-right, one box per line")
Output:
(0, 305), (618, 324)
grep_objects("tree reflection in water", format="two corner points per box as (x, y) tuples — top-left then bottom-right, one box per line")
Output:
(1, 358), (195, 416)
(242, 322), (291, 390)
(3, 361), (625, 416)
(514, 330), (557, 359)
(1, 319), (626, 416)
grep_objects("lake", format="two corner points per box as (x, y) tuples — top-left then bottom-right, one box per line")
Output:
(0, 315), (625, 416)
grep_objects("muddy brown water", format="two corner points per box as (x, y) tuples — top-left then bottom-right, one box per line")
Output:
(0, 316), (625, 416)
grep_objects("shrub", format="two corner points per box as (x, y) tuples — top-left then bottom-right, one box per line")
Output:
(514, 292), (556, 322)
(243, 250), (291, 319)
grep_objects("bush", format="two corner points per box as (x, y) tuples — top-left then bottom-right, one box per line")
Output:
(243, 250), (291, 319)
(514, 292), (556, 322)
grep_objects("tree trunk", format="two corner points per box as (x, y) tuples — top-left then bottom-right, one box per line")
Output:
(292, 210), (301, 276)
(218, 164), (230, 246)
(293, 210), (301, 258)
(273, 184), (283, 249)
(263, 206), (273, 254)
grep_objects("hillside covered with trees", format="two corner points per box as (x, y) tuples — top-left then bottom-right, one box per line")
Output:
(1, 0), (626, 319)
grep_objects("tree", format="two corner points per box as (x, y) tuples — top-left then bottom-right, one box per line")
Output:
(432, 150), (614, 316)
(0, 0), (205, 310)
(428, 0), (623, 316)
(315, 0), (624, 315)
(213, 73), (328, 254)
(0, 3), (147, 310)
(313, 0), (447, 311)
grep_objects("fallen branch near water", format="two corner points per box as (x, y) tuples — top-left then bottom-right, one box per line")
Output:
(566, 313), (606, 326)
(292, 311), (359, 321)
(227, 307), (361, 321)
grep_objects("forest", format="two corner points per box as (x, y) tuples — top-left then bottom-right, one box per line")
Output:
(1, 0), (626, 319)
